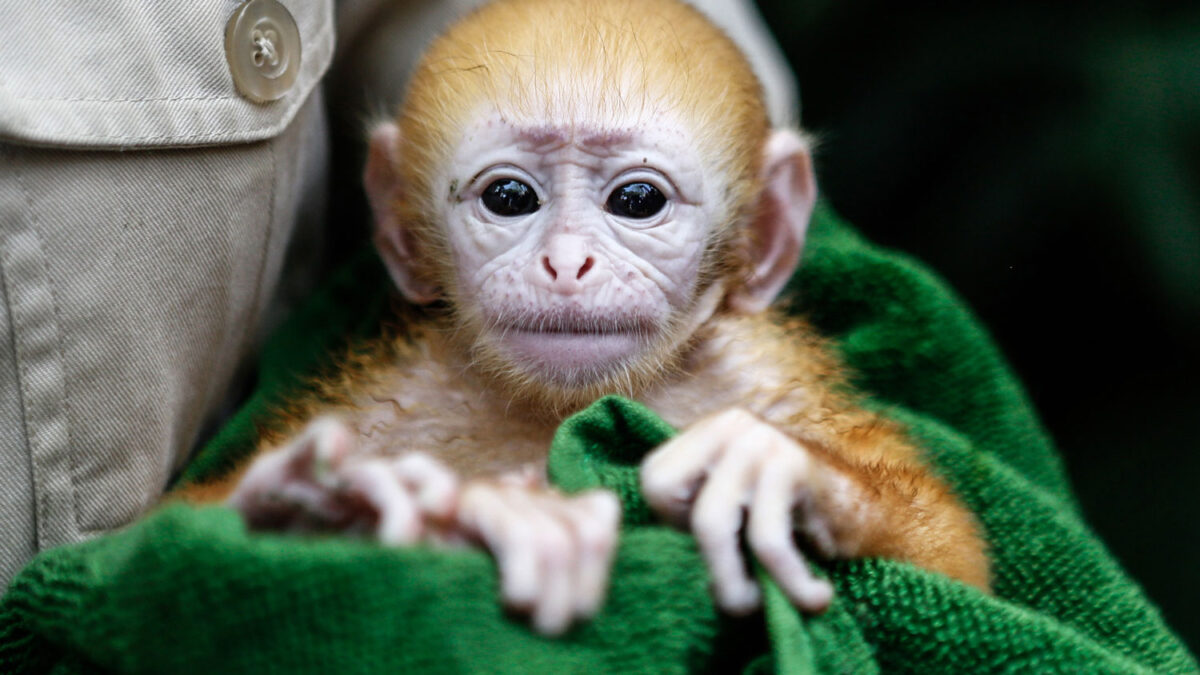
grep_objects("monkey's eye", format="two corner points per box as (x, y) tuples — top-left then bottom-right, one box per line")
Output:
(607, 182), (666, 219)
(481, 178), (539, 216)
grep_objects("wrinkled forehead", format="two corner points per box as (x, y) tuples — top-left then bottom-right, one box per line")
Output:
(447, 106), (701, 174)
(440, 68), (723, 163)
(469, 119), (642, 155)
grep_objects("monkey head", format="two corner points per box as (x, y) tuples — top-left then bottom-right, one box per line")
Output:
(364, 0), (815, 409)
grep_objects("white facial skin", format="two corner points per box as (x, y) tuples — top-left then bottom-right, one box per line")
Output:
(441, 111), (726, 385)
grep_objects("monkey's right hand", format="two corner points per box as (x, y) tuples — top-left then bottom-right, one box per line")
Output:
(226, 417), (621, 635)
(456, 475), (621, 635)
(227, 417), (459, 542)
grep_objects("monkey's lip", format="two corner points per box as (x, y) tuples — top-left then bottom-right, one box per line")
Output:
(496, 325), (647, 373)
(505, 331), (641, 370)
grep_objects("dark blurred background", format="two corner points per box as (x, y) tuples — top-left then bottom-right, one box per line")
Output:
(755, 0), (1199, 652)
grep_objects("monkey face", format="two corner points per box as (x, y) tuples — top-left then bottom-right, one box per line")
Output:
(364, 0), (811, 406)
(440, 110), (730, 389)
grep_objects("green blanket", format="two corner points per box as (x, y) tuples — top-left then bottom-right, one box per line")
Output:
(2, 207), (1195, 674)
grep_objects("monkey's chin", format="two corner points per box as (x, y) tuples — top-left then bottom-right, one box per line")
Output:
(500, 330), (644, 383)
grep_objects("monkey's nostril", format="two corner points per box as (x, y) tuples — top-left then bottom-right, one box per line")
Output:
(577, 257), (595, 280)
(542, 257), (558, 280)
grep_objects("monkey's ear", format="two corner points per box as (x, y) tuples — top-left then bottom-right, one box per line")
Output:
(365, 121), (440, 304)
(727, 129), (816, 314)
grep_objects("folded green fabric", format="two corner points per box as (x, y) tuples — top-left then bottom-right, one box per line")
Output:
(2, 207), (1195, 674)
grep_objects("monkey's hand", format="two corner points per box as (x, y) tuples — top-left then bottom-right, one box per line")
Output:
(456, 475), (621, 635)
(226, 417), (621, 636)
(640, 408), (847, 615)
(227, 417), (459, 543)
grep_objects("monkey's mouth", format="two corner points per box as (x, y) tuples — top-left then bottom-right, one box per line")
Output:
(488, 311), (656, 378)
(502, 330), (644, 376)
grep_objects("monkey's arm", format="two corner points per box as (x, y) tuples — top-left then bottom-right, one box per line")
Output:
(640, 408), (989, 614)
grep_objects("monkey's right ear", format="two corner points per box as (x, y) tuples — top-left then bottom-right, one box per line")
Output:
(365, 121), (440, 304)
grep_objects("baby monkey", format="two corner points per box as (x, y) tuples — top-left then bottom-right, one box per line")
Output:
(180, 0), (989, 635)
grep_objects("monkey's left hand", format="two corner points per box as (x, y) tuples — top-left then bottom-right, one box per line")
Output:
(640, 408), (843, 615)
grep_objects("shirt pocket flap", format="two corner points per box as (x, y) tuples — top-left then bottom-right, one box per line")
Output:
(0, 1), (333, 149)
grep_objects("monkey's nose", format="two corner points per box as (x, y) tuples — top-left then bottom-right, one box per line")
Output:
(542, 254), (595, 282)
(538, 234), (597, 292)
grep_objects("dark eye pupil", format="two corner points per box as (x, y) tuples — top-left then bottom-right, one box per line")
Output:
(481, 179), (538, 216)
(607, 182), (665, 219)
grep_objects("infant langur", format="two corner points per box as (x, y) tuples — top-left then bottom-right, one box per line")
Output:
(179, 0), (989, 635)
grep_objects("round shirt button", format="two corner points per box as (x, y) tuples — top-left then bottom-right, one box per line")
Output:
(225, 0), (302, 103)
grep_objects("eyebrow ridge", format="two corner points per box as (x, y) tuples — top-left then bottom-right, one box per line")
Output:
(514, 125), (634, 148)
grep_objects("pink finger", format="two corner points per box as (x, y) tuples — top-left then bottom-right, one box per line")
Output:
(689, 426), (774, 614)
(641, 416), (736, 525)
(459, 484), (540, 610)
(748, 451), (833, 613)
(549, 490), (621, 618)
(507, 489), (575, 635)
(343, 459), (421, 545)
(392, 452), (459, 520)
(291, 417), (355, 486)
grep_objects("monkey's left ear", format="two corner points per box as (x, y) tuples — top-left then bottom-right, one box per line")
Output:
(727, 129), (816, 314)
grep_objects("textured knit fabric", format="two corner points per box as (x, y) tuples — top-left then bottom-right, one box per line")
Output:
(1, 206), (1195, 674)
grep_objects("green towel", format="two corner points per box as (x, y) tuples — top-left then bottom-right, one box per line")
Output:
(2, 207), (1194, 674)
